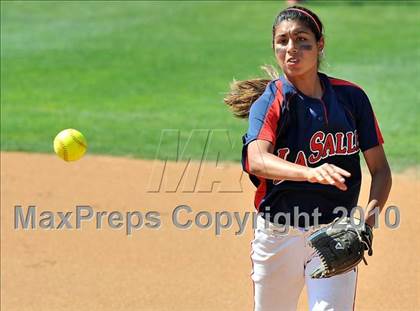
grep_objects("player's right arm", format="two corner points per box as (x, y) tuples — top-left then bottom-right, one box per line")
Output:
(247, 140), (351, 191)
(243, 81), (350, 191)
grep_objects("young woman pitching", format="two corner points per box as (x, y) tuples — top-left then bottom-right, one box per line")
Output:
(225, 6), (392, 311)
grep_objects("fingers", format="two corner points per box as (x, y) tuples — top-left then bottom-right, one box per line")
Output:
(313, 170), (325, 183)
(324, 165), (345, 183)
(323, 165), (347, 191)
(319, 167), (335, 185)
(330, 164), (351, 177)
(308, 163), (350, 191)
(365, 199), (379, 222)
(366, 199), (378, 211)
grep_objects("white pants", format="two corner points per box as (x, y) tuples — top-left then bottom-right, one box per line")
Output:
(251, 216), (357, 311)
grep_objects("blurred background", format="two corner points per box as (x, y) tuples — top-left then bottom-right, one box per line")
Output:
(1, 1), (419, 169)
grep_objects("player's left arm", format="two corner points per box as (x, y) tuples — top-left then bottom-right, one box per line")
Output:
(353, 86), (392, 228)
(362, 145), (392, 227)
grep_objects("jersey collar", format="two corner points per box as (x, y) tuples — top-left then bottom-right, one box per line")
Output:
(278, 72), (332, 101)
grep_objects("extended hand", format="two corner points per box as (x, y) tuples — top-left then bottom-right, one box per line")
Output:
(305, 163), (351, 191)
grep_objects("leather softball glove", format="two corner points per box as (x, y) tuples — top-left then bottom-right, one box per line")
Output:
(308, 217), (373, 279)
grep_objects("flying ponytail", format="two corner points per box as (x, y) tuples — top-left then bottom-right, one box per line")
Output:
(224, 65), (279, 119)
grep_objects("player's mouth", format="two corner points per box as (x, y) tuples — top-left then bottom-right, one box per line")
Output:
(287, 58), (300, 66)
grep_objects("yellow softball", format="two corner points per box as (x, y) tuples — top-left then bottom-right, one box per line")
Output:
(53, 129), (87, 162)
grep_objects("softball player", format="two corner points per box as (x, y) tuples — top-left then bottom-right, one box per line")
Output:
(225, 6), (392, 311)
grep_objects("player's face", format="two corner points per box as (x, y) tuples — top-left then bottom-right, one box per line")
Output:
(273, 20), (323, 78)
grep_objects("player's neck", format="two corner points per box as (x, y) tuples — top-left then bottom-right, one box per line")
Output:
(286, 71), (323, 99)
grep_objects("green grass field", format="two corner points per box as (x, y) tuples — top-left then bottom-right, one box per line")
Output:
(1, 1), (419, 170)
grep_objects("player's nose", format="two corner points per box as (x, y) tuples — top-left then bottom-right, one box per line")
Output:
(287, 39), (298, 54)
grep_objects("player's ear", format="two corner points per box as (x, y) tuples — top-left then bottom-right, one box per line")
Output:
(317, 37), (325, 53)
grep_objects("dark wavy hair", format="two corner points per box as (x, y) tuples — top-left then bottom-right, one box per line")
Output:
(224, 6), (324, 119)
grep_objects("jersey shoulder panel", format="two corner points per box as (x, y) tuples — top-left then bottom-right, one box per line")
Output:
(328, 76), (370, 109)
(328, 76), (384, 150)
(246, 79), (284, 144)
(328, 76), (368, 98)
(250, 79), (284, 111)
(328, 76), (363, 90)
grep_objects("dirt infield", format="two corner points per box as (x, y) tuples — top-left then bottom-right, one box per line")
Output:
(1, 152), (418, 310)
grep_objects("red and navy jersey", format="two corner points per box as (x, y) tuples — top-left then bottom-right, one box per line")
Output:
(242, 72), (384, 226)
